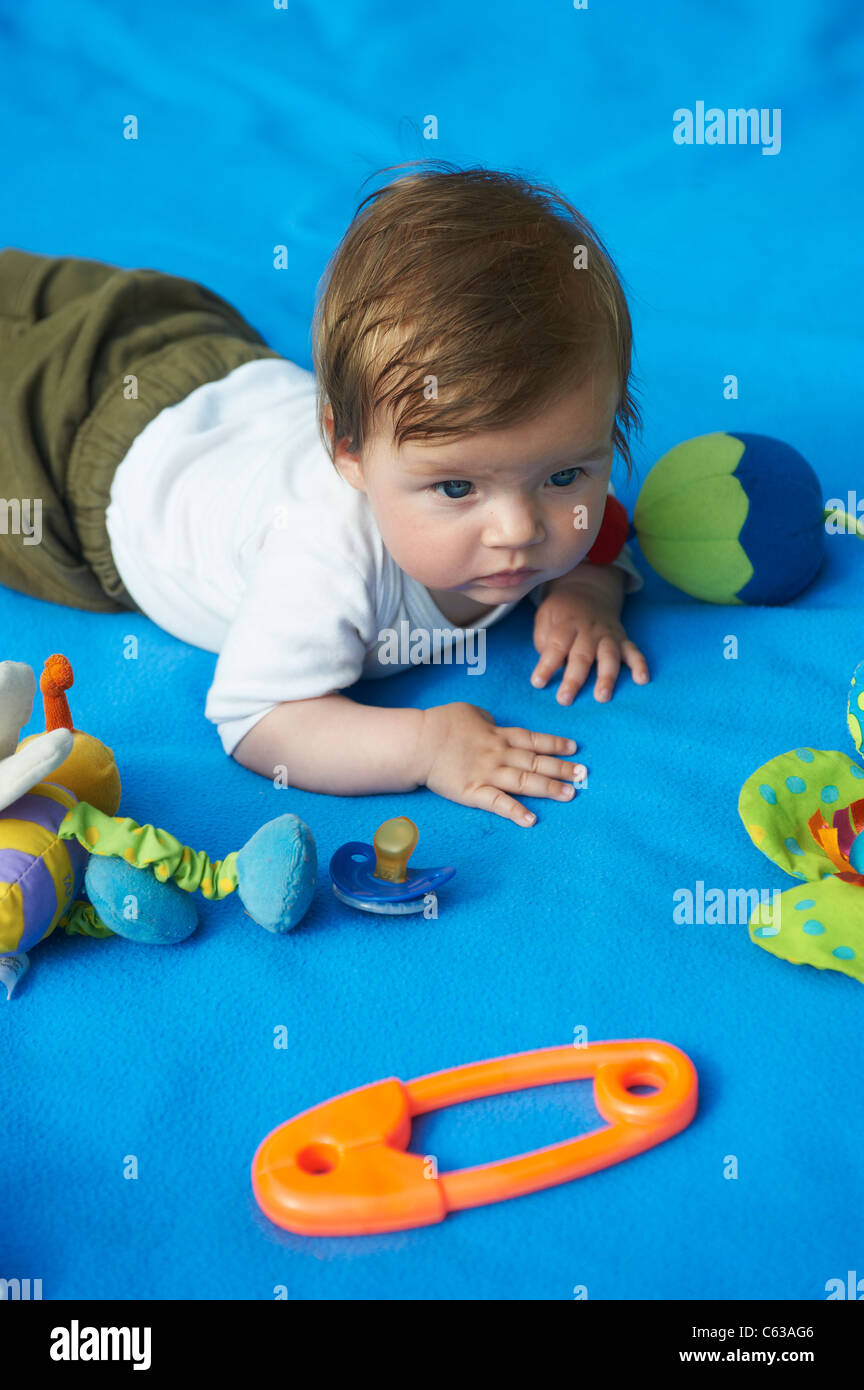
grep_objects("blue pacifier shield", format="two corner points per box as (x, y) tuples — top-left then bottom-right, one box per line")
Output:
(329, 842), (455, 914)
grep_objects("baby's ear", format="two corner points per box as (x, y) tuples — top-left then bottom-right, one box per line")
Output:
(323, 404), (365, 489)
(333, 439), (366, 492)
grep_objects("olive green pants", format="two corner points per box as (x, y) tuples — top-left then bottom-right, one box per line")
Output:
(0, 248), (280, 612)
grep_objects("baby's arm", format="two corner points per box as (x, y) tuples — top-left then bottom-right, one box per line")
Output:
(232, 694), (585, 828)
(233, 694), (425, 793)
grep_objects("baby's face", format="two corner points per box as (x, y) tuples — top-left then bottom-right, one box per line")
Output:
(334, 366), (618, 606)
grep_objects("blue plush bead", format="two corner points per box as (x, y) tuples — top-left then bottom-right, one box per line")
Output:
(235, 814), (317, 933)
(85, 855), (199, 944)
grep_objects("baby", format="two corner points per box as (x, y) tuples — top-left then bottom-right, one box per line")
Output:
(0, 163), (649, 827)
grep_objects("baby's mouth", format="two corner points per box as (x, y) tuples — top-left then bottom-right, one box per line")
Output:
(472, 566), (540, 587)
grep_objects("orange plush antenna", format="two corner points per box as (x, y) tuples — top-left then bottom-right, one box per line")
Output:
(40, 654), (75, 732)
(16, 654), (122, 816)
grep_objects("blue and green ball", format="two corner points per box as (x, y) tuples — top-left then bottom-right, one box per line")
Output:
(634, 432), (825, 605)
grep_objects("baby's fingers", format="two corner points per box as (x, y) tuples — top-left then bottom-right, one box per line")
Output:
(593, 636), (622, 702)
(555, 644), (598, 705)
(471, 784), (539, 828)
(529, 638), (570, 689)
(622, 640), (651, 685)
(499, 726), (578, 758)
(502, 746), (585, 787)
(493, 761), (585, 804)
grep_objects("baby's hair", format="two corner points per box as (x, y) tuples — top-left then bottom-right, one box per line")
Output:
(312, 160), (641, 477)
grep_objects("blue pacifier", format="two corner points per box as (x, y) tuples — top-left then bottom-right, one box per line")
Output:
(329, 816), (455, 914)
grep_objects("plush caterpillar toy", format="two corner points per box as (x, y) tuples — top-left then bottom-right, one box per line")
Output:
(0, 655), (316, 999)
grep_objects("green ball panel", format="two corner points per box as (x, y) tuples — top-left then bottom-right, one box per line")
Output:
(636, 472), (750, 543)
(637, 534), (751, 602)
(634, 432), (746, 518)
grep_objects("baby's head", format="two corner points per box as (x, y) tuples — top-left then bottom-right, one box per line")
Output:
(314, 162), (640, 609)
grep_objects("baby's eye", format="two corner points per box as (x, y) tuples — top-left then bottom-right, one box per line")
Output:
(547, 467), (584, 487)
(433, 480), (473, 499)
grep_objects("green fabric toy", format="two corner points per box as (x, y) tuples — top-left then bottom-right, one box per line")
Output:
(634, 432), (862, 605)
(738, 658), (864, 984)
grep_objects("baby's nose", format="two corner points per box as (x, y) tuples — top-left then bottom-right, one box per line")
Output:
(481, 501), (542, 547)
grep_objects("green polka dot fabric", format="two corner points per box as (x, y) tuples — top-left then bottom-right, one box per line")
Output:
(738, 658), (864, 984)
(848, 664), (864, 755)
(57, 900), (115, 938)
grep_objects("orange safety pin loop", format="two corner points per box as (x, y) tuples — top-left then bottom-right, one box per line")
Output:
(251, 1039), (698, 1236)
(406, 1040), (697, 1213)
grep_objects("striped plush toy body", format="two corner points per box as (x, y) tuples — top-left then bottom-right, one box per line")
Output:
(0, 655), (121, 995)
(0, 780), (89, 953)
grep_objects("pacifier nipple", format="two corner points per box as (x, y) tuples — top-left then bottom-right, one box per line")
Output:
(373, 817), (419, 883)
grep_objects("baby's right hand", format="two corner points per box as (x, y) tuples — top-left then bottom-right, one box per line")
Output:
(415, 702), (585, 827)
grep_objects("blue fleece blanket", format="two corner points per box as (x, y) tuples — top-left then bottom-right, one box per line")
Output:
(2, 0), (863, 1301)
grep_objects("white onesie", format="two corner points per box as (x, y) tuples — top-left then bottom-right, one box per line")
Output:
(105, 358), (642, 757)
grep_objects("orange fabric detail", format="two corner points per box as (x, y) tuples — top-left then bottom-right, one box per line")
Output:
(808, 809), (849, 871)
(40, 654), (74, 732)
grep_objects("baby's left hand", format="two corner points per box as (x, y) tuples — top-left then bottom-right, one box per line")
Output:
(530, 586), (650, 704)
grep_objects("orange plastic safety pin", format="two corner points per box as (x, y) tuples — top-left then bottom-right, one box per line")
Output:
(251, 1039), (698, 1236)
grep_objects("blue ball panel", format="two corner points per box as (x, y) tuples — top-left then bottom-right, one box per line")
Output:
(733, 433), (825, 604)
